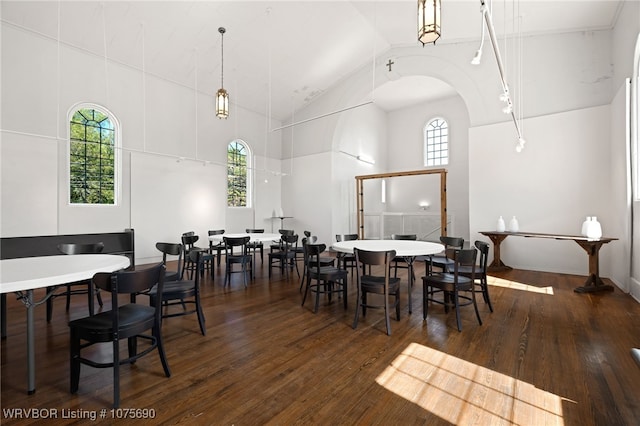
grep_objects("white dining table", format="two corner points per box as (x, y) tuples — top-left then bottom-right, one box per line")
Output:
(0, 254), (130, 394)
(331, 239), (444, 314)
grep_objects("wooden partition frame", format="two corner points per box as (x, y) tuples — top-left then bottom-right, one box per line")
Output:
(356, 169), (447, 240)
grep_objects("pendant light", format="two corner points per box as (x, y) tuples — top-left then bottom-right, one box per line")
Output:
(418, 0), (441, 45)
(216, 27), (229, 119)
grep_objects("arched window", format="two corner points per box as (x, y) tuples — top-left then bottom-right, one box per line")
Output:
(424, 117), (449, 167)
(68, 105), (119, 205)
(227, 140), (251, 207)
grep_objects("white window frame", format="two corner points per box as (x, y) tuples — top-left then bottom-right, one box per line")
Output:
(424, 117), (449, 167)
(67, 102), (121, 206)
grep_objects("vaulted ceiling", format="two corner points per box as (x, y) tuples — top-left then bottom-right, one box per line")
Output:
(2, 1), (623, 120)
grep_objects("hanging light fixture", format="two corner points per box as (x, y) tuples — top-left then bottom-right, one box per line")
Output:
(418, 0), (441, 46)
(216, 27), (229, 119)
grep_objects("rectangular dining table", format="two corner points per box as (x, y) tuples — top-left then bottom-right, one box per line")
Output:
(0, 254), (130, 394)
(331, 239), (444, 314)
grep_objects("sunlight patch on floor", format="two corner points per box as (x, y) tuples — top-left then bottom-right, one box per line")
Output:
(487, 276), (555, 295)
(376, 343), (567, 425)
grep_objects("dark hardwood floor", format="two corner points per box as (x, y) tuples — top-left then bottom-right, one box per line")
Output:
(2, 258), (640, 425)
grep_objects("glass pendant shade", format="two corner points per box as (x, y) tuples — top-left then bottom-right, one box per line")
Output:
(418, 0), (441, 45)
(216, 88), (229, 119)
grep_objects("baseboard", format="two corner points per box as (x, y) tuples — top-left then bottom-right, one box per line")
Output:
(630, 277), (640, 303)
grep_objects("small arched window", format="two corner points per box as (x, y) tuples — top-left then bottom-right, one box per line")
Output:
(227, 140), (251, 207)
(68, 105), (119, 205)
(424, 117), (449, 167)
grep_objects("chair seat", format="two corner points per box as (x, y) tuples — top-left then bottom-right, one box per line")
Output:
(148, 281), (196, 299)
(69, 304), (155, 341)
(361, 275), (401, 294)
(308, 266), (347, 281)
(425, 273), (473, 291)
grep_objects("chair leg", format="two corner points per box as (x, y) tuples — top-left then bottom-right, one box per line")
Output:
(395, 289), (401, 320)
(196, 295), (206, 336)
(112, 338), (120, 408)
(472, 290), (483, 326)
(423, 282), (428, 321)
(352, 287), (360, 329)
(384, 295), (392, 336)
(314, 281), (321, 313)
(483, 276), (494, 312)
(66, 285), (72, 312)
(154, 324), (172, 377)
(70, 328), (81, 393)
(454, 290), (462, 332)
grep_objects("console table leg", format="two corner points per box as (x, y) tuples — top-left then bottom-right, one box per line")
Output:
(573, 240), (614, 293)
(485, 233), (512, 272)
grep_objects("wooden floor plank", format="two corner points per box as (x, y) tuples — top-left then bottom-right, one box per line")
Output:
(2, 260), (640, 425)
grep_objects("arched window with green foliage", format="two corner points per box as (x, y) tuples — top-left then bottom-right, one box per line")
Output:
(69, 106), (118, 205)
(227, 140), (251, 207)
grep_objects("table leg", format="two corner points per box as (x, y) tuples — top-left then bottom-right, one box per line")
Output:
(407, 257), (415, 314)
(573, 240), (614, 293)
(26, 289), (35, 394)
(1, 293), (6, 339)
(485, 234), (512, 272)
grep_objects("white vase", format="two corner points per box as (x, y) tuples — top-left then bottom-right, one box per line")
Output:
(508, 216), (519, 232)
(581, 216), (591, 236)
(496, 216), (506, 232)
(586, 216), (602, 239)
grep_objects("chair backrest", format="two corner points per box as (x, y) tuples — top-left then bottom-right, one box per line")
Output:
(155, 242), (182, 275)
(181, 234), (199, 249)
(279, 229), (295, 236)
(447, 248), (477, 279)
(354, 249), (397, 290)
(474, 240), (489, 272)
(305, 243), (327, 272)
(391, 234), (417, 241)
(440, 236), (464, 249)
(58, 242), (105, 255)
(94, 262), (165, 295)
(336, 234), (358, 242)
(208, 230), (224, 249)
(246, 228), (264, 233)
(303, 230), (311, 238)
(223, 236), (251, 256)
(281, 234), (298, 253)
(93, 263), (165, 331)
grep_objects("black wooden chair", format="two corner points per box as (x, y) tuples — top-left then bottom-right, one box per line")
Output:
(181, 233), (214, 279)
(147, 249), (206, 335)
(427, 236), (465, 274)
(269, 229), (295, 253)
(246, 228), (265, 264)
(353, 248), (401, 335)
(299, 236), (335, 292)
(68, 263), (171, 408)
(336, 233), (358, 278)
(268, 234), (300, 279)
(302, 243), (348, 313)
(458, 240), (493, 312)
(423, 248), (482, 332)
(155, 242), (183, 282)
(208, 229), (225, 267)
(223, 236), (253, 287)
(390, 234), (417, 281)
(47, 242), (105, 322)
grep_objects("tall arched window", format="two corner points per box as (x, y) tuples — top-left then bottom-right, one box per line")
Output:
(68, 105), (119, 205)
(227, 140), (251, 207)
(424, 117), (449, 167)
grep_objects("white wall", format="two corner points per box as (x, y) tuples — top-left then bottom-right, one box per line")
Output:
(469, 106), (613, 275)
(0, 19), (282, 264)
(385, 94), (470, 241)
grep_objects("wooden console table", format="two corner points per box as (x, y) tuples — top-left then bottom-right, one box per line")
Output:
(480, 231), (618, 293)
